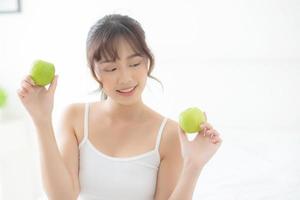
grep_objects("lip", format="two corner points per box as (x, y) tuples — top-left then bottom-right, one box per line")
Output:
(116, 85), (137, 96)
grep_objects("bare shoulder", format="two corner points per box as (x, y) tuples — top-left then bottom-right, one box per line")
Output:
(59, 102), (87, 144)
(60, 102), (86, 126)
(62, 102), (85, 116)
(160, 118), (181, 160)
(164, 119), (180, 140)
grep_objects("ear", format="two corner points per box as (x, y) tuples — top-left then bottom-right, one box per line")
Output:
(146, 58), (150, 71)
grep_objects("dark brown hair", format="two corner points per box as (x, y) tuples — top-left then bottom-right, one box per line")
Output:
(86, 14), (163, 100)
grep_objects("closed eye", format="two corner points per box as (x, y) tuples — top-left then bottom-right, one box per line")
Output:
(130, 63), (141, 67)
(103, 62), (141, 72)
(104, 68), (117, 72)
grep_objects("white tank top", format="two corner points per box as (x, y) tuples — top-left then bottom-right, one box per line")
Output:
(78, 103), (168, 200)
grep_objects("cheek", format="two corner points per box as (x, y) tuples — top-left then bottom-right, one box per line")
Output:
(137, 71), (148, 87)
(99, 76), (117, 91)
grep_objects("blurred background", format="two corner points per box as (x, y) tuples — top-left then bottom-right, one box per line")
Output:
(0, 0), (299, 199)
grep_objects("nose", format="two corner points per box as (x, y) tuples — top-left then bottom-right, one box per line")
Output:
(118, 67), (134, 84)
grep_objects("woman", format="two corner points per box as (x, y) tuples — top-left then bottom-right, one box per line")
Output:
(17, 14), (222, 200)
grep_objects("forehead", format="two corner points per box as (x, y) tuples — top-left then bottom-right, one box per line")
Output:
(96, 38), (145, 65)
(115, 38), (137, 56)
(100, 37), (142, 62)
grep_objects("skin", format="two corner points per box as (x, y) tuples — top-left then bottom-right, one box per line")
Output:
(17, 38), (222, 200)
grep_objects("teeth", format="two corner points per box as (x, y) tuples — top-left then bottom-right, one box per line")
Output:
(119, 87), (135, 92)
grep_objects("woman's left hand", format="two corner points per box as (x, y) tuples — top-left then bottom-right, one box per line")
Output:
(177, 113), (222, 169)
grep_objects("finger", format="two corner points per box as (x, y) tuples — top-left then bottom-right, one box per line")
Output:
(206, 129), (219, 138)
(200, 122), (213, 131)
(199, 124), (211, 136)
(20, 83), (29, 94)
(200, 125), (209, 137)
(48, 75), (58, 94)
(21, 81), (34, 93)
(213, 138), (222, 145)
(211, 135), (222, 144)
(24, 75), (36, 86)
(202, 127), (207, 136)
(17, 88), (27, 98)
(210, 132), (221, 143)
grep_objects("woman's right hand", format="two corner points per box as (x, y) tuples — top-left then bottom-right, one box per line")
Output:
(17, 75), (58, 124)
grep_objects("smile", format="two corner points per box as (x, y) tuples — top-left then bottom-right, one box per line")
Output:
(116, 85), (137, 96)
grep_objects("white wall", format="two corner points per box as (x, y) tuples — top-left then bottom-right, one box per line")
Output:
(0, 0), (299, 199)
(1, 0), (299, 132)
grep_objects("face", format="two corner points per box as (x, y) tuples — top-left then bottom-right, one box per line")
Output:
(93, 38), (149, 105)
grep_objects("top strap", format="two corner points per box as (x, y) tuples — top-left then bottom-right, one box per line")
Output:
(79, 103), (90, 148)
(155, 117), (168, 150)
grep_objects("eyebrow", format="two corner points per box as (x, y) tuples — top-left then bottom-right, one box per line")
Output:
(99, 53), (142, 64)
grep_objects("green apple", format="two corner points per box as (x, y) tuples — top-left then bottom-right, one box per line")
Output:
(179, 107), (207, 134)
(0, 88), (7, 108)
(30, 60), (55, 86)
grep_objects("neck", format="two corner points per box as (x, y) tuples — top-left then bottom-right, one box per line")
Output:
(103, 98), (148, 123)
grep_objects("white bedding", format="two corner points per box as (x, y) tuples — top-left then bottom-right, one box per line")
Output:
(192, 129), (300, 200)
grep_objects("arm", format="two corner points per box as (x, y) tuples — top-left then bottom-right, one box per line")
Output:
(17, 76), (79, 200)
(154, 120), (222, 200)
(167, 162), (202, 200)
(35, 113), (77, 200)
(154, 120), (184, 200)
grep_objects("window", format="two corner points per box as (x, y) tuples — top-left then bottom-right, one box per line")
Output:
(0, 0), (21, 14)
